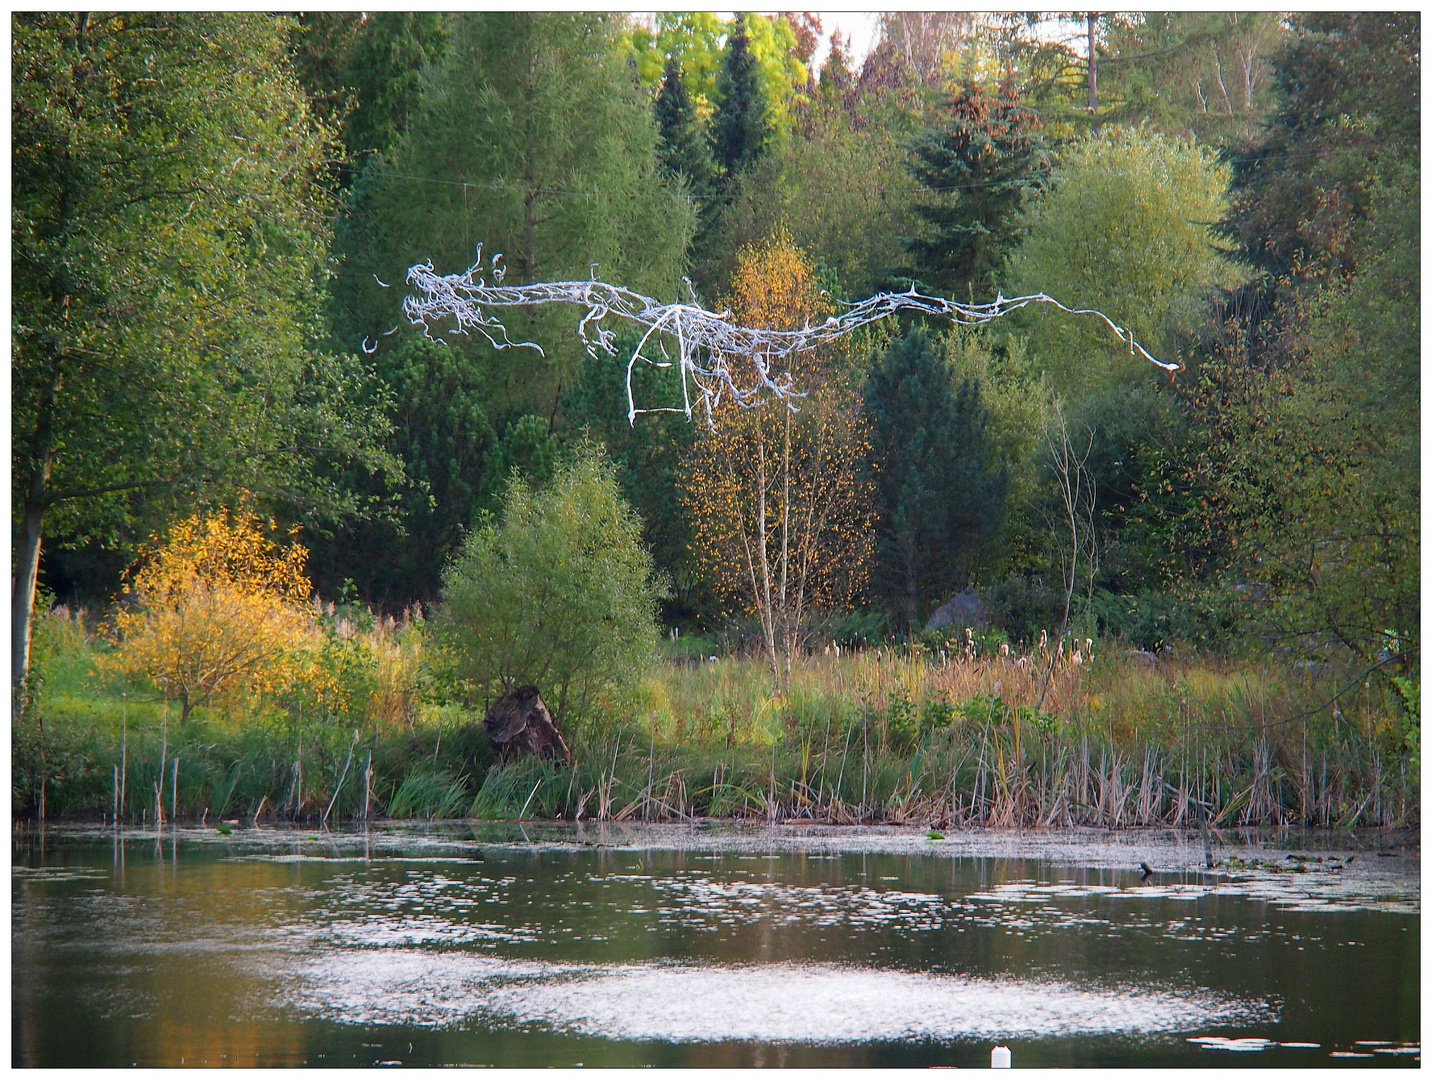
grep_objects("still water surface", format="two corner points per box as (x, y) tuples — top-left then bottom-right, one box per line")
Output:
(12, 823), (1419, 1067)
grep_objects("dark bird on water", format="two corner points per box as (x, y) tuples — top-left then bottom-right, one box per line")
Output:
(1139, 861), (1154, 880)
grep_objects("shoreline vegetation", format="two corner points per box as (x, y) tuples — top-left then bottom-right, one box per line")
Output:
(13, 17), (1417, 860)
(16, 605), (1415, 832)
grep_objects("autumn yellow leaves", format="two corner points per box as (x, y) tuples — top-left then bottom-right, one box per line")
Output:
(681, 231), (874, 692)
(100, 505), (328, 721)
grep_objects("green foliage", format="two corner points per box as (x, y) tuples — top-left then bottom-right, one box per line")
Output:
(1392, 677), (1418, 772)
(1183, 15), (1420, 672)
(654, 56), (716, 204)
(386, 767), (468, 819)
(818, 609), (891, 649)
(1193, 328), (1418, 669)
(1226, 12), (1419, 284)
(434, 446), (665, 731)
(1084, 589), (1230, 652)
(978, 14), (1282, 144)
(290, 13), (452, 170)
(707, 95), (919, 300)
(332, 13), (695, 405)
(561, 335), (703, 620)
(471, 758), (571, 819)
(980, 574), (1062, 646)
(339, 13), (452, 159)
(1005, 126), (1242, 393)
(319, 12), (694, 602)
(629, 13), (808, 141)
(12, 13), (398, 626)
(711, 15), (772, 187)
(475, 415), (560, 515)
(307, 335), (495, 602)
(864, 329), (1009, 629)
(1093, 14), (1284, 144)
(628, 14), (727, 106)
(905, 80), (1052, 295)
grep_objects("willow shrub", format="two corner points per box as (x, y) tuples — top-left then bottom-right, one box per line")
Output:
(433, 444), (665, 739)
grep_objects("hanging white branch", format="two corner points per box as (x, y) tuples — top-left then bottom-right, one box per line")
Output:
(402, 246), (1178, 428)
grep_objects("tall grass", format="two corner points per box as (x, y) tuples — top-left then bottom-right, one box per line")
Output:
(14, 605), (1417, 829)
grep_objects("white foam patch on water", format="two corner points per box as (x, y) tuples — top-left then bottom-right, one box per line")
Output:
(1188, 1036), (1275, 1051)
(286, 950), (1271, 1043)
(322, 918), (531, 947)
(284, 952), (559, 1028)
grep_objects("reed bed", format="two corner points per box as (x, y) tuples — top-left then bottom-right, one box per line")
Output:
(14, 606), (1417, 829)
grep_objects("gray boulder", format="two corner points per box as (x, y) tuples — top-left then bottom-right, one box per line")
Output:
(927, 587), (988, 631)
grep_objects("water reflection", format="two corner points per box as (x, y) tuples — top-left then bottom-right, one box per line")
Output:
(11, 824), (1420, 1068)
(287, 951), (1270, 1041)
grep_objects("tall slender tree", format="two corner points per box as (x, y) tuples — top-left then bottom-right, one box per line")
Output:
(682, 233), (874, 689)
(654, 56), (716, 201)
(864, 329), (1008, 630)
(711, 14), (772, 188)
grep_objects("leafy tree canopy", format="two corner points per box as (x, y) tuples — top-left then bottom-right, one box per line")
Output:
(12, 12), (397, 691)
(628, 12), (809, 139)
(1005, 125), (1243, 393)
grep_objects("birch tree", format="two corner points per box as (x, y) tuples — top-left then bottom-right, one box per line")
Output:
(680, 234), (874, 690)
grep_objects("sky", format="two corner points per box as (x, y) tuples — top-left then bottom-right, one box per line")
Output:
(808, 11), (881, 69)
(704, 12), (1087, 72)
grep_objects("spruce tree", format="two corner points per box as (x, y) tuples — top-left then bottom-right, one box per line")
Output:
(711, 14), (771, 188)
(905, 80), (1050, 295)
(654, 56), (715, 198)
(864, 329), (1008, 631)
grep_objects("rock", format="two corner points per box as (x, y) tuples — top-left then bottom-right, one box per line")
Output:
(484, 685), (573, 764)
(927, 587), (988, 631)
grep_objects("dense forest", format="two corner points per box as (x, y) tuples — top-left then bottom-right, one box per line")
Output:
(12, 13), (1419, 827)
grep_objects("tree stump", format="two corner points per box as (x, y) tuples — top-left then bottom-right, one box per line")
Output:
(484, 685), (573, 764)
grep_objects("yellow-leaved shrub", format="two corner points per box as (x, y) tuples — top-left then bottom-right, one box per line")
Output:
(102, 504), (315, 720)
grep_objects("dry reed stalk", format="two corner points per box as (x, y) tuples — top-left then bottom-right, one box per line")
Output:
(120, 693), (127, 820)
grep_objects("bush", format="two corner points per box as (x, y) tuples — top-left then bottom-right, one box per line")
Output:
(1085, 588), (1232, 651)
(100, 504), (316, 720)
(981, 574), (1063, 645)
(1006, 125), (1243, 394)
(434, 444), (665, 737)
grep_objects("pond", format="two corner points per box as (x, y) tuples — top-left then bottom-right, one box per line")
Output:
(12, 822), (1419, 1067)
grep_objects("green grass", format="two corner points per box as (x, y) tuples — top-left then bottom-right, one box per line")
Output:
(14, 607), (1417, 829)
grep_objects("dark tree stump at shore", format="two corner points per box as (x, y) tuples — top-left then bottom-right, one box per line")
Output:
(484, 685), (573, 764)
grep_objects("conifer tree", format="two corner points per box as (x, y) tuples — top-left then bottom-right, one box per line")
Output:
(864, 329), (1008, 630)
(711, 14), (772, 188)
(654, 56), (715, 200)
(905, 80), (1050, 295)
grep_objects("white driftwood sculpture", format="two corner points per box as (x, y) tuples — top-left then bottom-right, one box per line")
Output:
(398, 246), (1177, 427)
